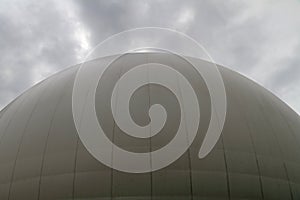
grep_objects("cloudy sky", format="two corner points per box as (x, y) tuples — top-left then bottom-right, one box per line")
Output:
(0, 0), (300, 114)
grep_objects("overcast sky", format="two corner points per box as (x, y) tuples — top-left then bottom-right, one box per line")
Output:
(0, 0), (300, 114)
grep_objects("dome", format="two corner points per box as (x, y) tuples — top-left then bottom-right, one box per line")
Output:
(0, 52), (299, 199)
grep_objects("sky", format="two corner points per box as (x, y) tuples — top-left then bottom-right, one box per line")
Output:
(0, 0), (300, 114)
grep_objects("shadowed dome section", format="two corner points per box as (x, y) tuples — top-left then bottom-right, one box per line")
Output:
(0, 52), (299, 199)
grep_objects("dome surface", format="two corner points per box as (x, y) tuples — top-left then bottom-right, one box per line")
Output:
(0, 53), (299, 200)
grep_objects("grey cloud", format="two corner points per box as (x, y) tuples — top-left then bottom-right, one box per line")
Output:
(73, 0), (130, 44)
(269, 57), (300, 92)
(265, 43), (300, 106)
(0, 0), (299, 115)
(0, 0), (81, 108)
